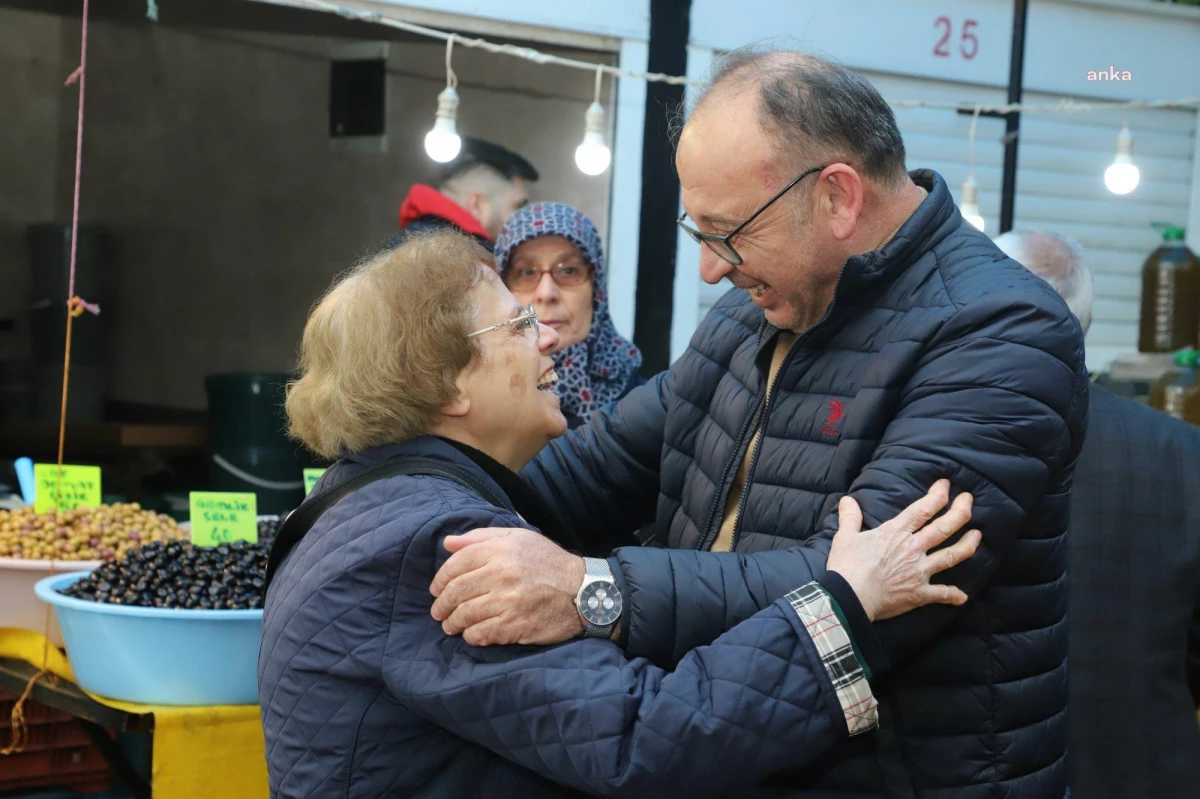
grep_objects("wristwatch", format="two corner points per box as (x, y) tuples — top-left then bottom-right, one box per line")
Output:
(575, 557), (622, 639)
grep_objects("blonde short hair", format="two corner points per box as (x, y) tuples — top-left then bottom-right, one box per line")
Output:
(287, 231), (491, 459)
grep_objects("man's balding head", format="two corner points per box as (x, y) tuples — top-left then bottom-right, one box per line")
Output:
(688, 49), (909, 190)
(993, 231), (1094, 335)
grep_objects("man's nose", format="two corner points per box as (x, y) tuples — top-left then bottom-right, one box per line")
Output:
(698, 246), (735, 285)
(537, 322), (560, 353)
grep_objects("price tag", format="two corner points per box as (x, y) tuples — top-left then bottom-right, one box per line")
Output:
(34, 464), (102, 513)
(304, 469), (327, 495)
(189, 492), (258, 547)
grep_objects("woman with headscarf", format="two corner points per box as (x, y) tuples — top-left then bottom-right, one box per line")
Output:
(495, 202), (644, 429)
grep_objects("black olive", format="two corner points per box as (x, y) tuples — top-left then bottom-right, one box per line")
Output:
(61, 539), (270, 610)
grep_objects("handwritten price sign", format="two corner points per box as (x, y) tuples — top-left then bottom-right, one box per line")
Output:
(34, 464), (102, 513)
(189, 492), (258, 547)
(303, 469), (327, 496)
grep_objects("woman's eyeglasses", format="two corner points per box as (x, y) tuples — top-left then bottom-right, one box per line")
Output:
(504, 263), (593, 292)
(468, 305), (539, 339)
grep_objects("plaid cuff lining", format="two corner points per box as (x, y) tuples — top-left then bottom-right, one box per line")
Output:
(786, 582), (879, 737)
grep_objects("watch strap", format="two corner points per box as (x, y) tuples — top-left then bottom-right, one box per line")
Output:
(583, 557), (613, 580)
(582, 622), (614, 639)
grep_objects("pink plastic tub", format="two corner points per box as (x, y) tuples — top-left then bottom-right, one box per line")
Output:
(0, 557), (102, 647)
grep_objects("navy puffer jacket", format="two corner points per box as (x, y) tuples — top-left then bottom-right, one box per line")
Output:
(523, 170), (1090, 798)
(261, 436), (873, 799)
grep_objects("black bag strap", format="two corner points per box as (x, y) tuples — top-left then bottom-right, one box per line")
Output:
(264, 456), (513, 590)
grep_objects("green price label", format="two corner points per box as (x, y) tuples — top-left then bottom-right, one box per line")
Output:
(34, 464), (102, 513)
(189, 492), (258, 547)
(304, 469), (327, 496)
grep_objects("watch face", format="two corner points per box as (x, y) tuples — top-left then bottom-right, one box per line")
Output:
(578, 580), (622, 626)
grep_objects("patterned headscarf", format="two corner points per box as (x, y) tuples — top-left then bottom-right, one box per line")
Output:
(495, 202), (642, 424)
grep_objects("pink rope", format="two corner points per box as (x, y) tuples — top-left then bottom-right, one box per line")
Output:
(8, 0), (98, 746)
(66, 0), (90, 302)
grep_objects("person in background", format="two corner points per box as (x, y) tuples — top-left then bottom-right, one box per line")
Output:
(995, 229), (1200, 799)
(495, 202), (644, 431)
(385, 138), (538, 250)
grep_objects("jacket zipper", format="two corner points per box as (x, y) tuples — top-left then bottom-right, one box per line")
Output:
(705, 270), (853, 552)
(726, 341), (797, 551)
(695, 383), (767, 551)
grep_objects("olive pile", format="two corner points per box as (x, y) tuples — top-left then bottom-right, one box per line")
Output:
(0, 504), (179, 561)
(257, 516), (284, 551)
(63, 540), (268, 610)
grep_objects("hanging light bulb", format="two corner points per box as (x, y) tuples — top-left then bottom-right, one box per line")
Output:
(425, 87), (461, 162)
(960, 107), (985, 232)
(1104, 121), (1140, 195)
(961, 174), (985, 232)
(425, 37), (462, 163)
(575, 102), (611, 175)
(575, 67), (612, 176)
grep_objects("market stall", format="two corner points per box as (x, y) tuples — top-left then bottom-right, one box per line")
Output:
(0, 511), (285, 797)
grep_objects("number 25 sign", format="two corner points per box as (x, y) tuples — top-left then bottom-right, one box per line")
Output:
(933, 17), (979, 61)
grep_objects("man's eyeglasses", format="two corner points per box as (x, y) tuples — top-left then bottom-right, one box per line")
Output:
(504, 263), (593, 293)
(677, 164), (828, 266)
(468, 305), (538, 339)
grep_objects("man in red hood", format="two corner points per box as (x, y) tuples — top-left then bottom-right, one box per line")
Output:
(386, 138), (539, 252)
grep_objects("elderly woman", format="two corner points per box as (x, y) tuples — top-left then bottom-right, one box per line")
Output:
(495, 202), (643, 428)
(259, 231), (980, 799)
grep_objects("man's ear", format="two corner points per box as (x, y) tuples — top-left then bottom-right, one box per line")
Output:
(820, 165), (865, 242)
(463, 191), (489, 225)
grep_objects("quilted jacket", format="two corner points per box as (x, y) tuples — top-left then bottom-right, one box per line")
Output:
(259, 436), (870, 799)
(523, 170), (1091, 798)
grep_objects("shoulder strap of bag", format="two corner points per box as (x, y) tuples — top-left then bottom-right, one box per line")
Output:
(264, 456), (513, 591)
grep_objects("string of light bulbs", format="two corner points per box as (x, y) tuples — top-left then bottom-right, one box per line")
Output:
(278, 0), (1199, 183)
(958, 100), (1147, 230)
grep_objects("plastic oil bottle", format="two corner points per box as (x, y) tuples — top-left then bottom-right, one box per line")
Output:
(1148, 348), (1200, 426)
(1138, 224), (1200, 353)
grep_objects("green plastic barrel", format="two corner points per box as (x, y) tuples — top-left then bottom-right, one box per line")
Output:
(205, 373), (314, 515)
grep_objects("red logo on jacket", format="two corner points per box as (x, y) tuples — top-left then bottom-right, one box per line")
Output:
(821, 399), (844, 438)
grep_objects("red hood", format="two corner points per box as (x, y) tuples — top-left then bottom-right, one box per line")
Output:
(398, 185), (492, 241)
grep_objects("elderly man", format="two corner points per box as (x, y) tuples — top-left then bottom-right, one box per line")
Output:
(433, 50), (1089, 798)
(385, 137), (537, 250)
(995, 230), (1200, 799)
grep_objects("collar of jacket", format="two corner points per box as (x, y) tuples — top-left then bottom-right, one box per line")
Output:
(398, 184), (493, 242)
(754, 168), (956, 358)
(343, 435), (581, 552)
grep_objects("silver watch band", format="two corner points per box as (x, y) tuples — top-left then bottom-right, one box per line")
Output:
(580, 558), (617, 639)
(583, 557), (613, 580)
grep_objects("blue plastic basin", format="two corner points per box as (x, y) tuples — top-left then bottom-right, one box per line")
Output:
(35, 572), (262, 706)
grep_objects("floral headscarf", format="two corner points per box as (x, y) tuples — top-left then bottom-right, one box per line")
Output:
(494, 202), (642, 424)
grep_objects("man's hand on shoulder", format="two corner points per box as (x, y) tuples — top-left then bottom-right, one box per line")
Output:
(430, 528), (585, 646)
